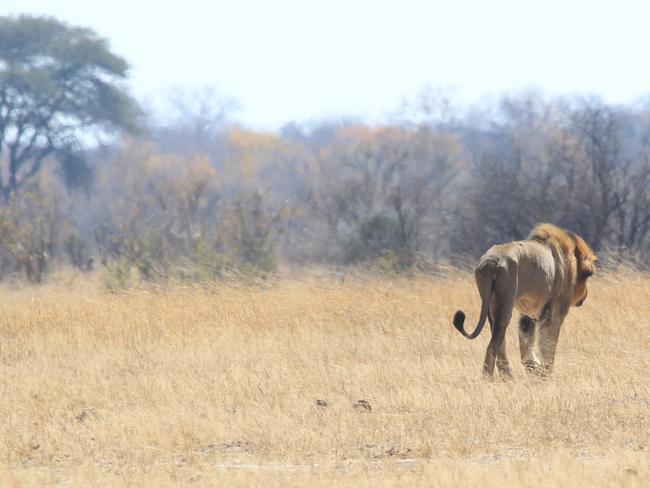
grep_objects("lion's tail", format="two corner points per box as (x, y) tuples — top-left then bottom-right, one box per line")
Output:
(453, 262), (495, 340)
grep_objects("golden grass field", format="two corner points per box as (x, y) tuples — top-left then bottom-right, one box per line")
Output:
(0, 268), (648, 486)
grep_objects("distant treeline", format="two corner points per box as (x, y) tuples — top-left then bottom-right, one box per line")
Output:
(1, 89), (649, 285)
(1, 15), (649, 284)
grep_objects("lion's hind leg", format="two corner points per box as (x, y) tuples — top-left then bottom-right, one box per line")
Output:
(483, 314), (514, 379)
(483, 266), (516, 379)
(495, 331), (513, 379)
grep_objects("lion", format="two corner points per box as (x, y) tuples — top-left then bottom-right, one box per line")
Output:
(453, 223), (596, 378)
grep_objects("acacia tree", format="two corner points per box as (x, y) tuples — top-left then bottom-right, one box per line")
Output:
(0, 15), (139, 197)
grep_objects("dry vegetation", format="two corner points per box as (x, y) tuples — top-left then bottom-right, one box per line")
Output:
(0, 268), (648, 486)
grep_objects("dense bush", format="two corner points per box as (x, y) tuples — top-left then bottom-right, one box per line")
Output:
(1, 93), (649, 285)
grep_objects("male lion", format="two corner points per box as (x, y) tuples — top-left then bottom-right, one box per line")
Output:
(453, 223), (596, 378)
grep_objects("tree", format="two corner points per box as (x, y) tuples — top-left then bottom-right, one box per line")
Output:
(309, 124), (461, 267)
(147, 86), (237, 157)
(0, 15), (140, 197)
(449, 93), (650, 262)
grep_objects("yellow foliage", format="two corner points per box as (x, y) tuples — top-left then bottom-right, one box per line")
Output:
(222, 128), (311, 184)
(104, 139), (219, 203)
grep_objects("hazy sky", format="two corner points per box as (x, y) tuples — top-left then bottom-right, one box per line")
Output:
(2, 0), (650, 130)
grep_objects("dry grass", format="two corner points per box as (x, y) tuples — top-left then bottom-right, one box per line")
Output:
(0, 269), (648, 486)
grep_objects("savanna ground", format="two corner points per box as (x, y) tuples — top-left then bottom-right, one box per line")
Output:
(0, 268), (648, 487)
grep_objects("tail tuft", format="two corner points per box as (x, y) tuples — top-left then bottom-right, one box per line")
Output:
(453, 310), (466, 333)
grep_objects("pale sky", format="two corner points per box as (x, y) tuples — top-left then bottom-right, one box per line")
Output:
(2, 0), (650, 130)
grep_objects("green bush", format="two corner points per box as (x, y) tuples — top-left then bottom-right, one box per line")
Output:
(344, 215), (413, 271)
(102, 259), (132, 292)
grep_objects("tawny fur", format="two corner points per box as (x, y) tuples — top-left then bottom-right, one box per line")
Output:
(453, 223), (596, 378)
